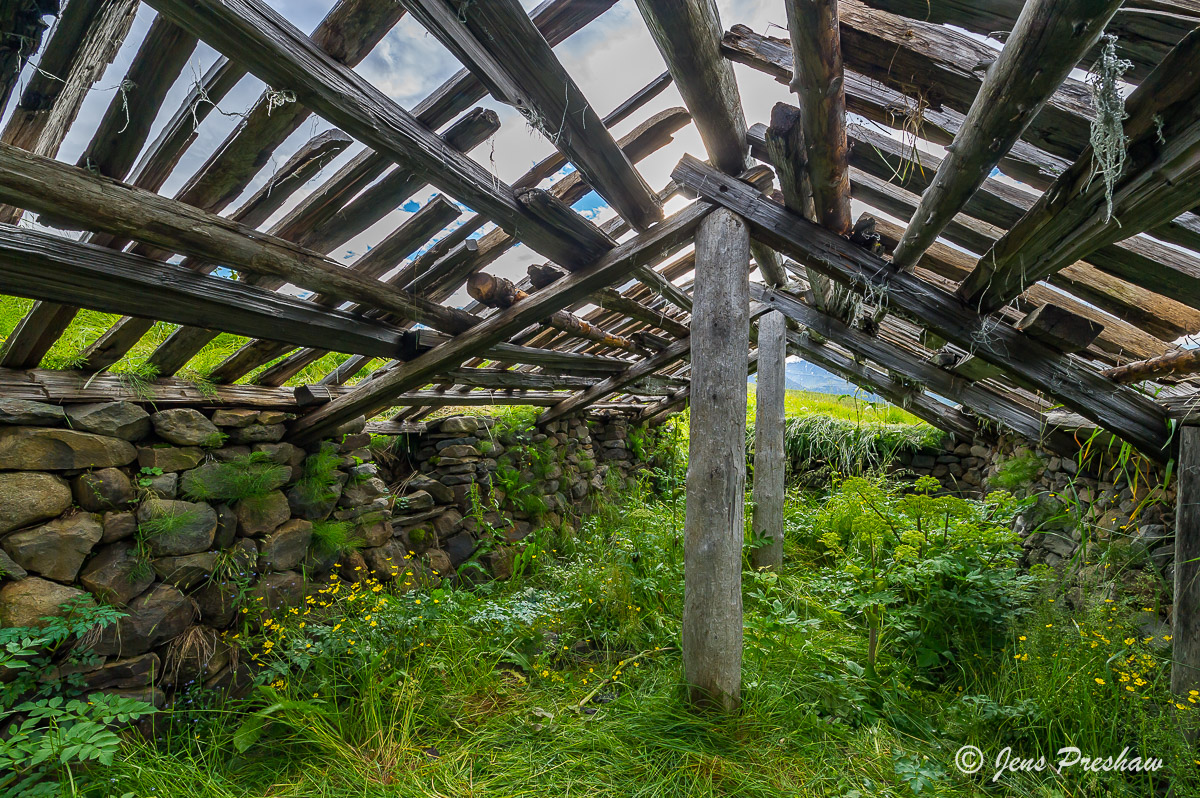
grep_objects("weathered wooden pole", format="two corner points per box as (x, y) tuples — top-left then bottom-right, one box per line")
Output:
(1173, 424), (1200, 717)
(683, 207), (749, 712)
(751, 309), (787, 571)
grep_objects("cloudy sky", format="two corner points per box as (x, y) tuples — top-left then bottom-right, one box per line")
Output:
(5, 0), (813, 307)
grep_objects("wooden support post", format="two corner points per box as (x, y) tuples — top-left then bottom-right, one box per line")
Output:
(683, 207), (749, 712)
(751, 309), (786, 571)
(1173, 424), (1200, 713)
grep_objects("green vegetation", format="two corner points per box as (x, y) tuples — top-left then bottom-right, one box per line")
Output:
(1, 599), (158, 794)
(181, 452), (290, 503)
(290, 448), (344, 507)
(56, 469), (1192, 798)
(990, 452), (1047, 492)
(309, 519), (361, 559)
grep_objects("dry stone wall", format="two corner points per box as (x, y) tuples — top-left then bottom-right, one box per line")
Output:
(0, 399), (661, 706)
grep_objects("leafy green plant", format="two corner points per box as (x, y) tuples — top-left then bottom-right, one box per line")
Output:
(755, 414), (942, 478)
(182, 452), (289, 502)
(0, 599), (157, 795)
(988, 451), (1045, 492)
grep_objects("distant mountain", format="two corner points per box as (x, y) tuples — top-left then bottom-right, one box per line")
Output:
(750, 359), (882, 400)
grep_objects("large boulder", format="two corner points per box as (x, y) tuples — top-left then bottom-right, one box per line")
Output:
(79, 542), (155, 606)
(152, 551), (219, 590)
(101, 511), (137, 543)
(2, 513), (103, 583)
(137, 445), (205, 472)
(151, 409), (222, 447)
(257, 519), (312, 572)
(72, 468), (136, 511)
(136, 500), (218, 557)
(91, 584), (195, 657)
(0, 472), (71, 534)
(0, 399), (65, 426)
(65, 402), (150, 441)
(210, 409), (258, 428)
(438, 416), (479, 435)
(287, 479), (342, 521)
(235, 491), (290, 536)
(340, 477), (388, 508)
(229, 424), (286, 445)
(0, 427), (136, 470)
(0, 577), (94, 629)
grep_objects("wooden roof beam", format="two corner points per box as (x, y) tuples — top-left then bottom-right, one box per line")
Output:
(144, 0), (602, 269)
(725, 22), (1200, 258)
(783, 0), (852, 235)
(288, 196), (716, 443)
(960, 29), (1200, 313)
(843, 161), (1200, 345)
(91, 107), (498, 375)
(0, 129), (352, 371)
(672, 154), (1172, 461)
(889, 0), (1121, 270)
(783, 329), (981, 443)
(401, 0), (661, 230)
(843, 124), (1200, 328)
(0, 224), (415, 361)
(633, 0), (748, 174)
(0, 0), (55, 112)
(0, 143), (480, 336)
(857, 0), (1198, 85)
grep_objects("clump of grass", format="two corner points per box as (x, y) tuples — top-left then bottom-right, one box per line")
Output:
(291, 448), (343, 507)
(182, 452), (289, 503)
(309, 519), (360, 558)
(753, 413), (942, 476)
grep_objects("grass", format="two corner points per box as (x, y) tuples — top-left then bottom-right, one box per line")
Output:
(71, 472), (1195, 798)
(181, 453), (290, 503)
(0, 295), (385, 387)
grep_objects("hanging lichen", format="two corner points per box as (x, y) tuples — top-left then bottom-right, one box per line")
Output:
(1087, 34), (1133, 222)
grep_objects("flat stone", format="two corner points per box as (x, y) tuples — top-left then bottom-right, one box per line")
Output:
(258, 519), (312, 572)
(92, 584), (195, 657)
(0, 427), (136, 470)
(235, 490), (290, 536)
(193, 580), (239, 627)
(438, 474), (475, 486)
(151, 409), (222, 447)
(229, 424), (286, 444)
(211, 445), (252, 462)
(256, 411), (288, 425)
(137, 445), (204, 473)
(253, 442), (304, 466)
(101, 511), (137, 543)
(65, 402), (150, 441)
(249, 571), (305, 617)
(0, 577), (93, 629)
(361, 540), (411, 582)
(437, 444), (480, 459)
(438, 416), (478, 434)
(432, 509), (463, 540)
(349, 519), (392, 548)
(137, 500), (218, 557)
(3, 512), (102, 582)
(153, 551), (219, 590)
(143, 472), (178, 499)
(338, 432), (372, 452)
(72, 468), (135, 511)
(408, 475), (453, 504)
(80, 653), (160, 690)
(0, 399), (65, 426)
(211, 408), (259, 428)
(435, 436), (479, 451)
(426, 549), (452, 576)
(0, 548), (27, 580)
(80, 542), (155, 605)
(333, 416), (367, 437)
(0, 472), (71, 534)
(444, 532), (476, 566)
(340, 477), (388, 507)
(397, 490), (434, 512)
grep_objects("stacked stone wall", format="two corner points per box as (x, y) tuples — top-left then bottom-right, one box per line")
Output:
(0, 399), (662, 706)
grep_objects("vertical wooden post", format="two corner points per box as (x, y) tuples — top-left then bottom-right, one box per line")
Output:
(683, 207), (749, 712)
(751, 309), (786, 571)
(1173, 424), (1200, 707)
